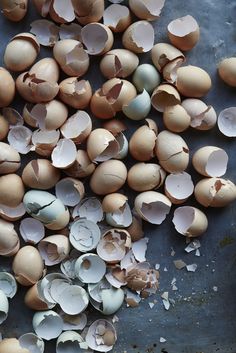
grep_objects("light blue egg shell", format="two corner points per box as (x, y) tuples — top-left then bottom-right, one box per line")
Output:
(122, 89), (151, 120)
(101, 288), (125, 315)
(133, 64), (161, 93)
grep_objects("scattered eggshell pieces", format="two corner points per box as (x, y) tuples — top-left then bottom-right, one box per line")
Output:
(85, 319), (117, 352)
(182, 98), (217, 130)
(60, 311), (87, 331)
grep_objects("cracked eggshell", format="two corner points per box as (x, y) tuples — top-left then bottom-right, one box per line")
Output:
(128, 163), (166, 192)
(49, 0), (75, 24)
(65, 150), (95, 178)
(182, 98), (217, 130)
(0, 174), (24, 207)
(75, 253), (106, 284)
(70, 219), (101, 252)
(165, 172), (194, 204)
(0, 0), (28, 21)
(0, 115), (9, 140)
(29, 57), (60, 82)
(52, 138), (77, 169)
(12, 245), (44, 286)
(123, 89), (151, 120)
(127, 213), (144, 242)
(90, 160), (127, 195)
(59, 78), (92, 109)
(194, 178), (236, 207)
(60, 311), (87, 331)
(102, 193), (132, 228)
(0, 203), (25, 222)
(55, 177), (84, 207)
(81, 23), (114, 55)
(122, 20), (154, 53)
(0, 338), (30, 353)
(2, 106), (24, 128)
(193, 146), (228, 177)
(60, 111), (92, 144)
(163, 104), (191, 132)
(59, 23), (82, 41)
(173, 206), (208, 237)
(56, 331), (86, 353)
(103, 119), (127, 136)
(87, 128), (119, 162)
(0, 142), (21, 174)
(217, 107), (236, 137)
(176, 65), (212, 97)
(86, 319), (117, 352)
(30, 19), (59, 46)
(19, 333), (44, 353)
(72, 0), (104, 25)
(72, 197), (103, 223)
(168, 15), (200, 51)
(98, 287), (124, 315)
(24, 283), (51, 311)
(129, 0), (165, 21)
(115, 132), (128, 160)
(20, 218), (45, 244)
(134, 191), (172, 225)
(0, 289), (9, 324)
(0, 67), (15, 108)
(33, 310), (63, 340)
(151, 42), (185, 72)
(58, 285), (89, 315)
(151, 83), (181, 112)
(90, 89), (116, 120)
(38, 235), (70, 266)
(0, 272), (17, 298)
(103, 4), (131, 32)
(218, 57), (236, 87)
(7, 125), (32, 154)
(0, 219), (20, 257)
(155, 130), (189, 173)
(100, 49), (139, 79)
(31, 129), (60, 157)
(132, 63), (161, 94)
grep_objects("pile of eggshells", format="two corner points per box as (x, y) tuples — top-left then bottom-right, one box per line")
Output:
(0, 0), (236, 352)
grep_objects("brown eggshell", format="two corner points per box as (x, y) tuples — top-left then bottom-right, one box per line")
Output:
(29, 57), (60, 82)
(103, 4), (131, 32)
(126, 214), (144, 242)
(151, 84), (181, 112)
(0, 218), (20, 257)
(0, 0), (28, 21)
(192, 146), (228, 177)
(0, 142), (21, 174)
(128, 163), (166, 191)
(102, 193), (127, 213)
(87, 128), (119, 162)
(0, 174), (24, 207)
(122, 20), (154, 54)
(72, 0), (104, 25)
(49, 0), (75, 24)
(0, 338), (30, 353)
(163, 104), (191, 132)
(218, 57), (236, 87)
(173, 206), (208, 238)
(65, 150), (95, 178)
(0, 67), (15, 108)
(24, 283), (49, 310)
(59, 78), (92, 109)
(81, 23), (114, 56)
(129, 120), (157, 161)
(0, 115), (9, 140)
(103, 119), (127, 136)
(33, 0), (51, 16)
(151, 43), (185, 72)
(90, 89), (116, 119)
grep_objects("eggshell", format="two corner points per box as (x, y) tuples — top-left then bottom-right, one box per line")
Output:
(81, 23), (114, 55)
(20, 218), (45, 244)
(75, 253), (106, 284)
(59, 312), (87, 331)
(0, 339), (29, 353)
(7, 125), (32, 154)
(0, 272), (17, 298)
(103, 4), (131, 32)
(127, 213), (144, 242)
(122, 89), (151, 120)
(0, 142), (21, 174)
(122, 20), (154, 53)
(30, 19), (59, 46)
(25, 283), (51, 311)
(0, 67), (15, 108)
(194, 178), (236, 207)
(103, 119), (127, 136)
(29, 57), (60, 82)
(0, 174), (24, 207)
(0, 0), (28, 21)
(115, 132), (128, 159)
(87, 128), (119, 162)
(128, 163), (166, 191)
(0, 203), (25, 222)
(72, 197), (103, 223)
(217, 107), (236, 137)
(163, 104), (191, 132)
(155, 130), (189, 173)
(90, 89), (116, 119)
(176, 65), (212, 97)
(129, 0), (165, 21)
(92, 285), (124, 315)
(151, 83), (181, 112)
(162, 57), (184, 83)
(57, 285), (89, 315)
(168, 15), (200, 51)
(38, 235), (70, 266)
(90, 160), (127, 195)
(33, 310), (63, 340)
(70, 219), (101, 252)
(65, 150), (95, 178)
(19, 333), (44, 353)
(182, 98), (217, 130)
(0, 218), (20, 257)
(56, 331), (86, 353)
(55, 177), (85, 207)
(193, 146), (228, 177)
(132, 64), (161, 93)
(32, 129), (60, 157)
(49, 0), (75, 24)
(60, 110), (92, 144)
(102, 193), (132, 227)
(100, 49), (139, 79)
(59, 78), (92, 109)
(151, 43), (185, 72)
(13, 245), (44, 286)
(218, 57), (236, 87)
(173, 206), (208, 237)
(165, 172), (194, 204)
(72, 0), (104, 25)
(0, 289), (9, 324)
(0, 115), (9, 140)
(86, 319), (117, 352)
(52, 138), (77, 169)
(59, 23), (82, 41)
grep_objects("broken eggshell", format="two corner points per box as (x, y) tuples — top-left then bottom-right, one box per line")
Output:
(49, 0), (75, 24)
(163, 104), (191, 132)
(87, 128), (119, 162)
(31, 129), (60, 157)
(57, 285), (89, 315)
(65, 150), (95, 178)
(56, 331), (87, 353)
(0, 272), (17, 298)
(72, 0), (104, 25)
(59, 23), (82, 41)
(69, 219), (101, 252)
(72, 197), (103, 223)
(0, 0), (28, 21)
(60, 110), (92, 144)
(0, 142), (21, 174)
(33, 310), (63, 341)
(103, 4), (131, 32)
(0, 338), (30, 353)
(86, 319), (117, 352)
(0, 115), (9, 140)
(59, 311), (87, 331)
(55, 177), (85, 207)
(129, 0), (165, 21)
(81, 23), (114, 55)
(127, 213), (144, 242)
(151, 83), (181, 112)
(182, 98), (217, 130)
(19, 333), (44, 353)
(52, 138), (77, 169)
(151, 42), (185, 72)
(0, 218), (20, 257)
(173, 206), (208, 237)
(132, 63), (161, 94)
(20, 218), (45, 244)
(38, 235), (70, 266)
(75, 253), (106, 284)
(115, 132), (128, 160)
(0, 173), (25, 207)
(122, 20), (154, 53)
(59, 78), (92, 109)
(24, 282), (52, 311)
(0, 290), (9, 324)
(128, 163), (166, 192)
(7, 125), (32, 154)
(218, 57), (236, 87)
(122, 89), (151, 121)
(192, 146), (228, 177)
(217, 107), (236, 137)
(0, 203), (25, 222)
(165, 172), (194, 204)
(102, 193), (132, 228)
(30, 19), (59, 46)
(0, 67), (15, 108)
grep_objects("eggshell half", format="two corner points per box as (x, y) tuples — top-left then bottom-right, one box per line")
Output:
(173, 206), (208, 237)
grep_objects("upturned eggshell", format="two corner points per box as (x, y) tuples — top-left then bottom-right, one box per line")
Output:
(103, 4), (131, 32)
(155, 130), (189, 173)
(22, 159), (61, 189)
(129, 120), (157, 161)
(0, 142), (21, 174)
(128, 163), (166, 191)
(24, 283), (49, 311)
(129, 0), (165, 21)
(0, 67), (15, 108)
(122, 89), (151, 121)
(194, 178), (236, 207)
(100, 49), (139, 78)
(0, 174), (24, 207)
(13, 245), (44, 286)
(151, 84), (181, 112)
(176, 65), (212, 97)
(81, 23), (114, 55)
(65, 150), (95, 178)
(102, 193), (127, 213)
(0, 0), (28, 21)
(122, 20), (154, 53)
(173, 206), (208, 237)
(163, 104), (191, 132)
(192, 146), (228, 177)
(87, 128), (119, 162)
(59, 78), (92, 109)
(164, 172), (194, 204)
(0, 218), (20, 257)
(151, 43), (185, 72)
(29, 57), (60, 82)
(182, 98), (217, 130)
(0, 338), (29, 353)
(0, 115), (9, 140)
(218, 57), (236, 87)
(90, 160), (127, 195)
(132, 64), (161, 93)
(72, 0), (104, 25)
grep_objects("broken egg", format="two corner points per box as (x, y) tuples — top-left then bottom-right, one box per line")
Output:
(72, 0), (104, 25)
(20, 218), (45, 244)
(38, 235), (70, 266)
(151, 42), (185, 72)
(59, 78), (92, 109)
(192, 146), (228, 177)
(81, 23), (114, 55)
(49, 0), (75, 24)
(55, 177), (84, 207)
(87, 128), (119, 162)
(31, 129), (60, 157)
(0, 272), (17, 298)
(103, 4), (131, 32)
(52, 138), (77, 169)
(75, 253), (106, 284)
(69, 219), (101, 252)
(60, 110), (92, 144)
(151, 83), (181, 112)
(19, 332), (44, 353)
(0, 67), (15, 108)
(0, 173), (25, 207)
(7, 125), (32, 154)
(56, 331), (87, 353)
(86, 319), (117, 352)
(217, 107), (236, 137)
(182, 98), (217, 130)
(0, 203), (25, 222)
(0, 289), (9, 324)
(72, 197), (104, 223)
(0, 218), (20, 257)
(122, 89), (151, 120)
(59, 311), (87, 331)
(65, 150), (95, 178)
(129, 0), (165, 21)
(0, 338), (29, 353)
(128, 163), (166, 192)
(173, 206), (208, 237)
(163, 104), (191, 132)
(0, 0), (28, 21)
(218, 57), (236, 87)
(33, 310), (63, 340)
(132, 64), (161, 94)
(122, 20), (154, 53)
(165, 172), (194, 204)
(0, 142), (21, 174)
(115, 132), (128, 159)
(127, 213), (144, 242)
(102, 193), (132, 228)
(30, 19), (59, 46)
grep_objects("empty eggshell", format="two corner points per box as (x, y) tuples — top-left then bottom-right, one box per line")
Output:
(122, 89), (151, 120)
(127, 213), (144, 242)
(0, 0), (28, 21)
(151, 42), (185, 72)
(29, 57), (59, 82)
(20, 218), (45, 244)
(129, 0), (165, 21)
(162, 57), (184, 83)
(90, 160), (127, 195)
(122, 20), (154, 53)
(0, 174), (25, 207)
(38, 235), (70, 266)
(59, 78), (92, 109)
(0, 289), (9, 324)
(0, 219), (20, 257)
(65, 150), (95, 178)
(134, 191), (171, 224)
(115, 132), (128, 160)
(19, 333), (44, 353)
(0, 338), (29, 353)
(182, 98), (217, 130)
(72, 197), (103, 223)
(86, 319), (117, 352)
(194, 178), (236, 207)
(33, 310), (63, 340)
(0, 142), (21, 174)
(103, 4), (131, 32)
(0, 67), (15, 108)
(49, 0), (75, 23)
(2, 106), (24, 127)
(163, 104), (191, 132)
(151, 83), (181, 112)
(193, 146), (228, 177)
(81, 23), (114, 55)
(218, 57), (236, 87)
(12, 245), (44, 286)
(0, 272), (17, 298)
(165, 172), (194, 204)
(173, 206), (208, 237)
(0, 115), (9, 140)
(100, 49), (139, 79)
(217, 107), (236, 137)
(75, 253), (106, 284)
(0, 203), (25, 221)
(30, 19), (59, 46)
(72, 0), (104, 25)
(24, 282), (51, 311)
(60, 110), (92, 144)
(31, 129), (60, 157)
(59, 23), (82, 40)
(132, 64), (161, 94)
(167, 15), (200, 51)
(57, 285), (89, 315)
(102, 193), (132, 228)
(70, 219), (101, 252)
(59, 311), (87, 331)
(103, 119), (127, 136)
(155, 130), (189, 173)
(52, 138), (77, 169)
(55, 177), (85, 207)
(87, 128), (119, 162)
(7, 125), (32, 154)
(56, 331), (87, 353)
(128, 163), (166, 192)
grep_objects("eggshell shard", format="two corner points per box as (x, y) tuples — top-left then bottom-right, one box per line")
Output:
(0, 0), (28, 21)
(129, 0), (165, 21)
(86, 319), (117, 352)
(0, 67), (15, 108)
(60, 111), (92, 144)
(165, 172), (194, 204)
(0, 142), (21, 174)
(2, 106), (24, 127)
(0, 219), (20, 257)
(72, 197), (103, 223)
(151, 43), (185, 71)
(19, 333), (44, 353)
(127, 213), (144, 242)
(75, 253), (106, 284)
(55, 177), (84, 207)
(52, 138), (77, 169)
(49, 0), (75, 23)
(193, 146), (228, 177)
(24, 283), (51, 311)
(122, 20), (154, 53)
(72, 0), (104, 25)
(162, 57), (184, 83)
(56, 331), (87, 353)
(173, 206), (208, 237)
(65, 150), (95, 178)
(7, 126), (32, 155)
(102, 193), (132, 228)
(167, 15), (200, 51)
(182, 98), (217, 130)
(123, 89), (151, 120)
(103, 119), (127, 136)
(0, 174), (25, 207)
(32, 129), (60, 157)
(20, 218), (45, 244)
(0, 272), (17, 298)
(90, 160), (127, 195)
(128, 163), (166, 192)
(217, 107), (236, 137)
(151, 83), (181, 112)
(81, 23), (114, 56)
(70, 219), (101, 252)
(60, 311), (87, 331)
(134, 191), (171, 225)
(38, 235), (70, 266)
(103, 4), (131, 32)
(132, 64), (161, 94)
(57, 285), (89, 315)
(33, 310), (63, 340)
(194, 178), (236, 207)
(155, 130), (189, 173)
(0, 203), (25, 221)
(59, 78), (92, 109)
(163, 104), (191, 132)
(218, 57), (236, 87)
(30, 19), (60, 46)
(87, 128), (119, 162)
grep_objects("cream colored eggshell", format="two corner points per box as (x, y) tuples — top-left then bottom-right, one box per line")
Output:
(132, 63), (161, 94)
(29, 57), (60, 82)
(59, 78), (92, 109)
(81, 23), (114, 55)
(127, 214), (144, 242)
(129, 0), (165, 21)
(60, 110), (92, 144)
(0, 174), (25, 207)
(163, 104), (191, 132)
(0, 67), (15, 108)
(0, 338), (29, 353)
(49, 0), (75, 24)
(217, 107), (236, 137)
(0, 0), (28, 21)
(194, 178), (236, 207)
(86, 319), (117, 352)
(103, 119), (127, 136)
(151, 84), (181, 112)
(162, 57), (184, 83)
(151, 43), (185, 72)
(173, 206), (208, 237)
(0, 115), (9, 140)
(38, 235), (70, 266)
(0, 142), (21, 174)
(192, 146), (228, 177)
(128, 163), (166, 191)
(102, 193), (127, 213)
(65, 150), (95, 178)
(30, 19), (60, 47)
(32, 129), (60, 157)
(0, 203), (25, 222)
(55, 177), (85, 207)
(90, 160), (127, 195)
(0, 219), (20, 257)
(87, 128), (119, 162)
(164, 172), (194, 204)
(155, 130), (189, 173)
(182, 99), (217, 130)
(56, 331), (85, 353)
(103, 4), (131, 32)
(24, 283), (52, 311)
(218, 57), (236, 87)
(33, 310), (63, 341)
(72, 0), (104, 25)
(90, 89), (116, 119)
(122, 20), (154, 53)
(129, 120), (157, 161)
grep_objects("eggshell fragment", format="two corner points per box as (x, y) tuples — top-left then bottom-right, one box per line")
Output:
(52, 138), (77, 169)
(0, 339), (29, 353)
(33, 310), (63, 340)
(176, 66), (212, 97)
(90, 160), (127, 195)
(72, 197), (103, 223)
(38, 273), (71, 307)
(2, 106), (24, 127)
(0, 174), (25, 207)
(0, 67), (15, 108)
(58, 285), (89, 315)
(60, 110), (92, 144)
(127, 213), (144, 242)
(32, 129), (60, 157)
(173, 206), (208, 238)
(129, 0), (165, 21)
(134, 191), (171, 225)
(0, 219), (20, 256)
(152, 43), (185, 70)
(217, 107), (236, 137)
(126, 262), (159, 296)
(19, 333), (44, 353)
(128, 163), (166, 192)
(165, 172), (194, 204)
(75, 253), (106, 284)
(86, 320), (117, 352)
(30, 19), (59, 46)
(70, 219), (101, 252)
(132, 64), (161, 94)
(151, 83), (181, 112)
(0, 203), (25, 222)
(81, 23), (114, 55)
(162, 57), (184, 83)
(49, 0), (75, 23)
(87, 128), (119, 162)
(115, 132), (128, 160)
(163, 104), (191, 132)
(59, 23), (82, 40)
(102, 193), (132, 228)
(55, 177), (84, 207)
(8, 126), (32, 154)
(72, 0), (104, 25)
(24, 283), (51, 311)
(0, 142), (21, 174)
(56, 331), (87, 353)
(38, 235), (70, 266)
(20, 218), (45, 244)
(65, 150), (95, 178)
(103, 4), (131, 32)
(155, 130), (189, 173)
(0, 272), (17, 298)
(182, 98), (217, 130)
(123, 89), (151, 120)
(218, 57), (236, 87)
(168, 15), (200, 51)
(0, 0), (28, 21)
(122, 21), (154, 53)
(193, 146), (228, 177)
(59, 78), (92, 109)
(60, 311), (87, 331)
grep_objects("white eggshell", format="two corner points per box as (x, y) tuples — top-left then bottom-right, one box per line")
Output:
(57, 285), (89, 315)
(217, 107), (236, 137)
(0, 289), (9, 324)
(75, 253), (106, 284)
(20, 218), (45, 244)
(72, 197), (104, 223)
(56, 331), (86, 353)
(69, 219), (101, 252)
(0, 272), (17, 298)
(165, 172), (194, 204)
(32, 310), (63, 340)
(19, 333), (45, 353)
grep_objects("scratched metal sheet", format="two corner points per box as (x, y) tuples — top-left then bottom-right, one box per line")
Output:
(0, 1), (236, 353)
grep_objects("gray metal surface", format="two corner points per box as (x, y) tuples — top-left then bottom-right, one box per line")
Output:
(1, 1), (236, 352)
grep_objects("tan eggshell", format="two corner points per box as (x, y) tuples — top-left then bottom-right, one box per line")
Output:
(87, 128), (119, 162)
(0, 218), (20, 257)
(0, 67), (15, 108)
(127, 214), (144, 242)
(0, 115), (9, 140)
(60, 110), (92, 144)
(22, 104), (39, 128)
(90, 89), (116, 119)
(218, 57), (236, 87)
(65, 150), (95, 178)
(173, 206), (208, 237)
(59, 78), (92, 109)
(129, 0), (165, 21)
(0, 203), (25, 222)
(155, 130), (189, 173)
(29, 57), (60, 82)
(103, 4), (131, 32)
(164, 172), (194, 204)
(49, 0), (75, 24)
(192, 146), (228, 177)
(168, 15), (200, 51)
(81, 23), (114, 55)
(128, 163), (166, 191)
(38, 235), (70, 266)
(0, 174), (24, 207)
(13, 246), (44, 286)
(162, 57), (184, 83)
(151, 84), (181, 112)
(32, 129), (60, 157)
(90, 160), (127, 195)
(100, 49), (139, 79)
(102, 193), (127, 213)
(72, 0), (104, 25)
(122, 20), (154, 53)
(32, 0), (51, 16)
(194, 178), (236, 207)
(182, 98), (217, 130)
(0, 338), (30, 353)
(217, 107), (236, 137)
(129, 120), (157, 161)
(22, 159), (61, 190)
(0, 142), (21, 174)
(51, 138), (77, 169)
(176, 65), (212, 97)
(151, 43), (185, 72)
(163, 104), (191, 132)
(24, 283), (49, 311)
(30, 19), (60, 47)
(103, 119), (126, 136)
(0, 0), (28, 21)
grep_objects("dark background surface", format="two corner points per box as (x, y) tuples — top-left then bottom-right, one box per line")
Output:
(0, 0), (236, 352)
